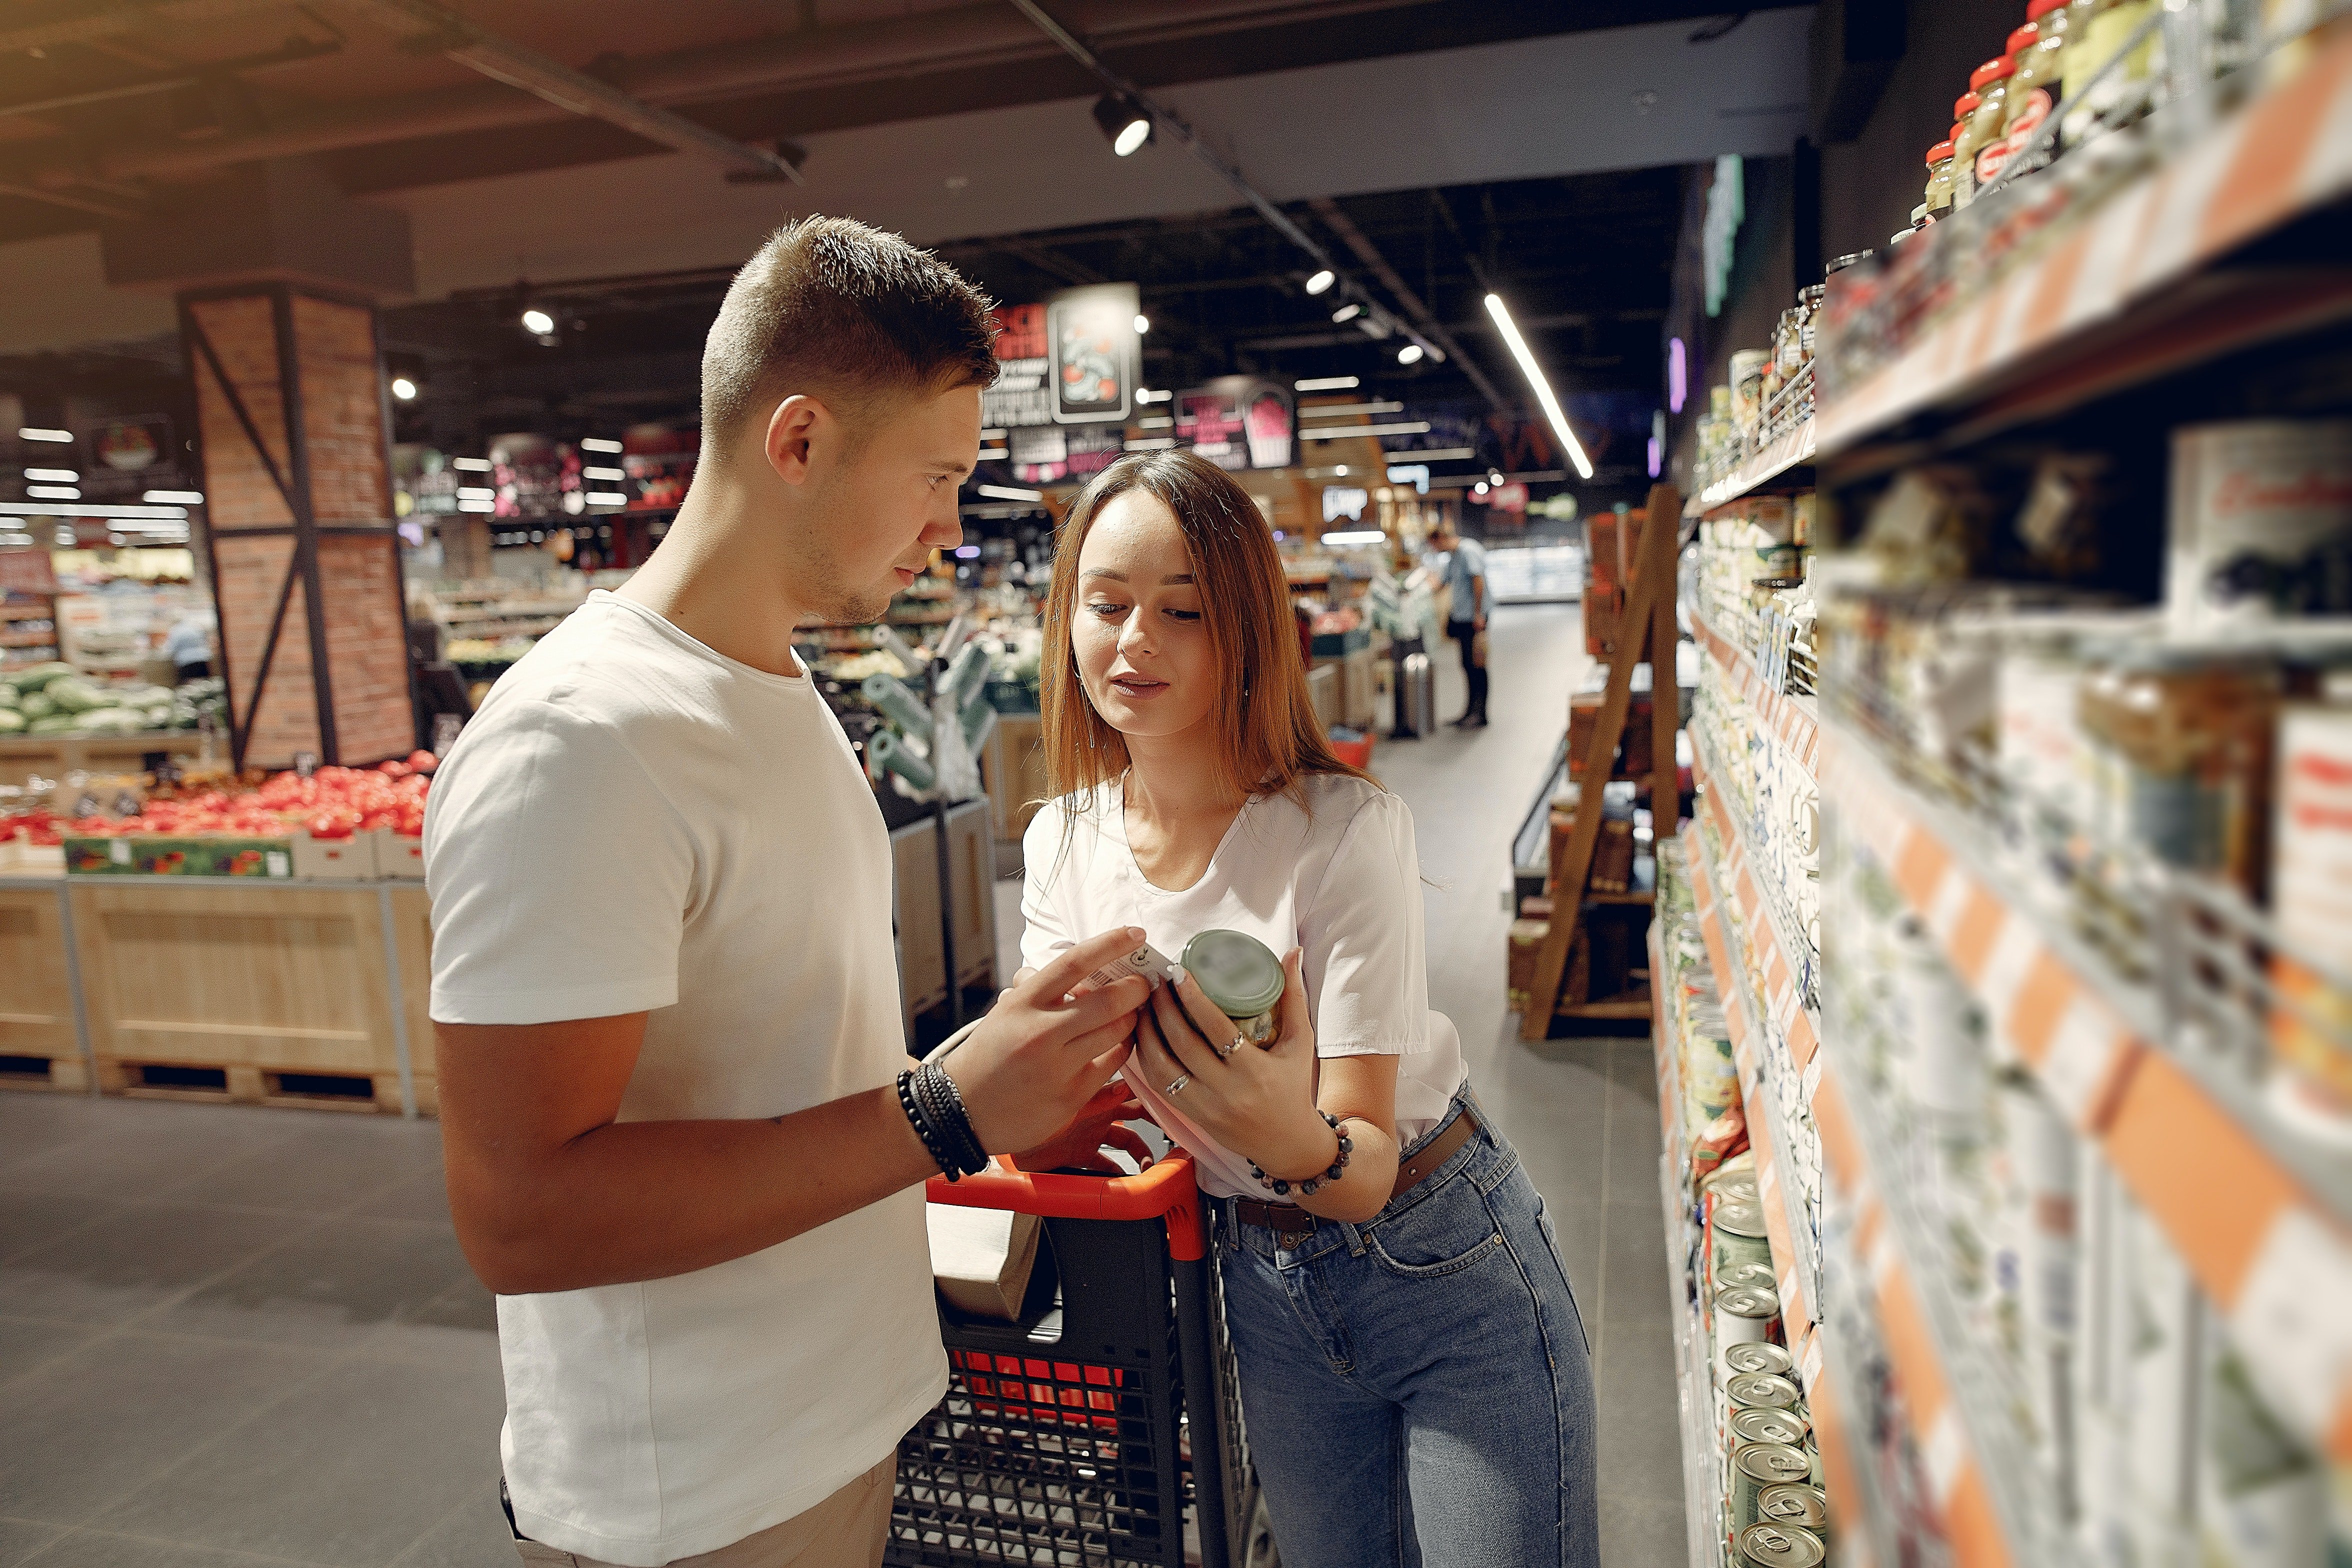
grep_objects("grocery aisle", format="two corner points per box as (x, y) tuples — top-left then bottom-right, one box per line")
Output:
(1382, 604), (1689, 1565)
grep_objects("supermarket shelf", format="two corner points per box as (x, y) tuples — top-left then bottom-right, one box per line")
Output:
(1688, 610), (1819, 782)
(1649, 914), (1723, 1568)
(1685, 417), (1816, 516)
(1818, 20), (2352, 460)
(1684, 824), (1820, 1372)
(1808, 1052), (2042, 1568)
(1690, 745), (1821, 1072)
(1822, 718), (2352, 1472)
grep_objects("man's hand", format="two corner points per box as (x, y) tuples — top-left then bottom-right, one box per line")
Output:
(944, 928), (1151, 1155)
(1012, 1082), (1158, 1174)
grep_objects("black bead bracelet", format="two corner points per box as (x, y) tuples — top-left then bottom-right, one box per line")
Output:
(1250, 1112), (1354, 1198)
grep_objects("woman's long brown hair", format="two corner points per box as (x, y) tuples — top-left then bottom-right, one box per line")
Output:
(1038, 450), (1374, 821)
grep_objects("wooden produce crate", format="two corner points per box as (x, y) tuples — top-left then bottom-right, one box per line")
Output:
(0, 732), (204, 788)
(70, 880), (412, 1113)
(982, 714), (1048, 844)
(0, 883), (87, 1092)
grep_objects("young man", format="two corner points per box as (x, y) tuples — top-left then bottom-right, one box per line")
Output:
(424, 218), (1152, 1568)
(1432, 518), (1490, 727)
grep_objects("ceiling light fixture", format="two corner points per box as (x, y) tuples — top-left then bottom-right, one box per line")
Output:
(1330, 302), (1362, 324)
(1484, 292), (1595, 480)
(978, 483), (1044, 502)
(18, 427), (70, 443)
(520, 306), (556, 336)
(142, 489), (203, 504)
(1396, 344), (1424, 366)
(24, 467), (76, 483)
(1134, 314), (1150, 334)
(1304, 269), (1336, 296)
(1295, 376), (1359, 392)
(1091, 92), (1154, 156)
(580, 437), (624, 453)
(390, 376), (419, 402)
(28, 484), (79, 500)
(1322, 529), (1386, 546)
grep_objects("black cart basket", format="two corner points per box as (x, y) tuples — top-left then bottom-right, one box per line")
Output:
(890, 1152), (1270, 1568)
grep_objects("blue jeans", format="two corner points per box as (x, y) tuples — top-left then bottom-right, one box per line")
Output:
(1214, 1095), (1599, 1568)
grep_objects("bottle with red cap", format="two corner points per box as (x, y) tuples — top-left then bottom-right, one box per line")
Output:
(1924, 140), (1958, 218)
(2002, 0), (2072, 177)
(1952, 55), (2018, 208)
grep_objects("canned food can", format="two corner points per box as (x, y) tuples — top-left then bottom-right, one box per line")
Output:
(1758, 1482), (1828, 1534)
(1714, 1284), (1782, 1346)
(1716, 1259), (1778, 1292)
(1732, 1407), (1810, 1450)
(1731, 1444), (1816, 1529)
(2166, 419), (2352, 632)
(1730, 350), (1772, 436)
(1713, 1198), (1774, 1274)
(1736, 1520), (1826, 1568)
(1720, 1340), (1794, 1384)
(1726, 1372), (1803, 1412)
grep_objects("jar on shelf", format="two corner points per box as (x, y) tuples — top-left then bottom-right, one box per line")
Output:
(2063, 0), (2160, 146)
(1924, 138), (1958, 216)
(2076, 645), (2282, 898)
(1954, 56), (2018, 206)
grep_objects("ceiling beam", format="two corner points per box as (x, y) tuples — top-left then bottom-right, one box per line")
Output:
(334, 0), (802, 184)
(0, 0), (288, 56)
(1308, 195), (1508, 412)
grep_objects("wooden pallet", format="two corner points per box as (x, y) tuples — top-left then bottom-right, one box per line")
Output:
(96, 1057), (404, 1113)
(0, 1050), (90, 1094)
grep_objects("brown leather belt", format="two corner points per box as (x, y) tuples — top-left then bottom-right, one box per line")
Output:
(1232, 1106), (1481, 1244)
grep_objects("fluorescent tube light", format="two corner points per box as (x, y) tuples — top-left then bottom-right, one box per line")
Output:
(1294, 376), (1358, 392)
(1484, 292), (1594, 480)
(581, 437), (624, 453)
(18, 428), (70, 442)
(1300, 422), (1431, 441)
(25, 468), (76, 482)
(452, 456), (492, 472)
(977, 484), (1043, 502)
(1321, 529), (1386, 546)
(582, 466), (624, 482)
(142, 489), (202, 504)
(28, 485), (79, 500)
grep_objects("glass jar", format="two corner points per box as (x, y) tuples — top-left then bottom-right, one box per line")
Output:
(1180, 929), (1286, 1046)
(2076, 646), (2281, 896)
(1924, 138), (1958, 215)
(2004, 0), (2072, 174)
(2064, 0), (2159, 144)
(1953, 56), (2017, 207)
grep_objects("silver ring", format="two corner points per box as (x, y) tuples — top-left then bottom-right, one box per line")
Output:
(1229, 1032), (1249, 1058)
(1165, 1074), (1191, 1096)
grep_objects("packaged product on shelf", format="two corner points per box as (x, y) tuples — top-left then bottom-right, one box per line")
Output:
(1732, 1406), (1810, 1452)
(2076, 645), (2280, 897)
(1731, 1441), (1816, 1529)
(2166, 420), (2352, 630)
(1954, 55), (2018, 206)
(1755, 1482), (1829, 1535)
(1712, 1194), (1774, 1278)
(2197, 1346), (2326, 1568)
(1715, 1282), (1782, 1348)
(1720, 1339), (1795, 1386)
(1731, 350), (1772, 442)
(1734, 1520), (1825, 1568)
(2268, 697), (2352, 1138)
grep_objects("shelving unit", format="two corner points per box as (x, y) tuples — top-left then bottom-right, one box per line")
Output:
(1686, 417), (1816, 518)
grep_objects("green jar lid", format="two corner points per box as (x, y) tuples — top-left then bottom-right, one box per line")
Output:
(1180, 929), (1286, 1018)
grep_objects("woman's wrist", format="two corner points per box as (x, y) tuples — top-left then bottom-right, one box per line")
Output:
(1252, 1114), (1348, 1190)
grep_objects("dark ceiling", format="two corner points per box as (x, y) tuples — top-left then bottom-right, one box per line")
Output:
(0, 0), (1794, 244)
(377, 165), (1684, 453)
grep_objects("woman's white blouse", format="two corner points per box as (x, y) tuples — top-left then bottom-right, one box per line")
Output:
(1019, 772), (1468, 1200)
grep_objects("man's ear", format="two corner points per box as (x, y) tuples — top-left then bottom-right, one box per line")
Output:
(764, 394), (826, 486)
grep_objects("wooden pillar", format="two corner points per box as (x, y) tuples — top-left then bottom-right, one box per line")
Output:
(180, 285), (412, 768)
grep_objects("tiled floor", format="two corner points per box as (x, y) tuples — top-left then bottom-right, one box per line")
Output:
(0, 600), (1686, 1568)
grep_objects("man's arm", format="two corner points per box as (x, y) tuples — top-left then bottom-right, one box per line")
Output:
(1470, 570), (1488, 628)
(438, 930), (1150, 1296)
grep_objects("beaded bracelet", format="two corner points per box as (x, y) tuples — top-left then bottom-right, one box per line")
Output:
(896, 1069), (964, 1180)
(918, 1062), (990, 1176)
(1249, 1112), (1354, 1198)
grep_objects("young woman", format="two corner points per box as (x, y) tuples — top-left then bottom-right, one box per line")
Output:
(1016, 450), (1598, 1568)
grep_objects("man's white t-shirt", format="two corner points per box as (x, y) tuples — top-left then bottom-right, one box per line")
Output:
(424, 592), (946, 1566)
(1019, 772), (1466, 1200)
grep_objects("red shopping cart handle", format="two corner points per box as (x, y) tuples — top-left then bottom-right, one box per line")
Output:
(927, 1151), (1208, 1262)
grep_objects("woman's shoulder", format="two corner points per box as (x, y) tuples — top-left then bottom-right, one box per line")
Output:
(1021, 784), (1120, 850)
(1282, 770), (1410, 842)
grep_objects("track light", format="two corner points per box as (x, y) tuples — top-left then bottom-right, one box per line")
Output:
(1397, 344), (1424, 366)
(1331, 302), (1362, 324)
(520, 307), (556, 336)
(1134, 314), (1150, 334)
(1304, 269), (1336, 296)
(1092, 93), (1154, 156)
(390, 376), (418, 402)
(1484, 292), (1594, 480)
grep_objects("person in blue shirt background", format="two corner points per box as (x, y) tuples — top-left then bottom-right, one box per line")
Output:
(160, 610), (214, 681)
(1431, 517), (1489, 728)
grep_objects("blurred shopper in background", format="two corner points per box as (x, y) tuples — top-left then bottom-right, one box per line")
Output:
(1432, 516), (1490, 728)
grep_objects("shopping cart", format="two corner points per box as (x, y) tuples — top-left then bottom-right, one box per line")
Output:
(890, 1151), (1276, 1568)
